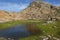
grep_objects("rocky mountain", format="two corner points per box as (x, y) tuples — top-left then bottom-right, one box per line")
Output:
(20, 1), (60, 20)
(0, 1), (60, 22)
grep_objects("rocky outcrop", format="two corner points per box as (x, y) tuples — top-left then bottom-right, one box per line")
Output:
(20, 1), (60, 20)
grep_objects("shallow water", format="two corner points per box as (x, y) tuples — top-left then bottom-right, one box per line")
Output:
(0, 24), (30, 39)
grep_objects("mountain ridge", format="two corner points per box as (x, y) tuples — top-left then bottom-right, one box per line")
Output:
(20, 1), (60, 20)
(0, 1), (60, 22)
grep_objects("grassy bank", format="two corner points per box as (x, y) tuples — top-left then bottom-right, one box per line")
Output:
(0, 20), (41, 29)
(19, 20), (60, 40)
(0, 20), (60, 40)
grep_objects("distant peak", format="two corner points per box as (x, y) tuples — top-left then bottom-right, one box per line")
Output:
(29, 1), (51, 8)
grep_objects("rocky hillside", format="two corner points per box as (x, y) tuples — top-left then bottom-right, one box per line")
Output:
(0, 1), (60, 22)
(0, 11), (22, 22)
(20, 1), (60, 20)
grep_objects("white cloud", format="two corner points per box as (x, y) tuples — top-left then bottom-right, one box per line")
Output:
(0, 2), (28, 12)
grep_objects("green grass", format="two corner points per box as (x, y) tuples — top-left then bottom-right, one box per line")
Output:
(19, 20), (60, 40)
(0, 20), (60, 40)
(19, 36), (41, 40)
(0, 20), (41, 29)
(0, 20), (21, 29)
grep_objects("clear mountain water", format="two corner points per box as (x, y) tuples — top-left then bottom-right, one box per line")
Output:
(0, 24), (31, 40)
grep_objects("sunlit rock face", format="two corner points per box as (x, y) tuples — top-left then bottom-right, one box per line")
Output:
(0, 11), (23, 22)
(20, 1), (60, 20)
(0, 1), (60, 22)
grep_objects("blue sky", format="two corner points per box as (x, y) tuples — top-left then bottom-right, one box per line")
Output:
(0, 0), (60, 12)
(44, 0), (60, 6)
